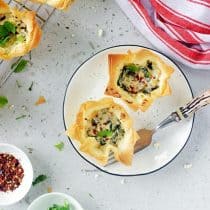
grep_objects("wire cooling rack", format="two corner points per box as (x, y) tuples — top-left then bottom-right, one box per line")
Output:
(0, 0), (55, 87)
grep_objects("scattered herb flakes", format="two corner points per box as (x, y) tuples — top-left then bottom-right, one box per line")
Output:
(28, 81), (34, 91)
(35, 96), (46, 105)
(16, 80), (22, 88)
(0, 96), (8, 108)
(27, 147), (34, 154)
(16, 114), (26, 120)
(54, 141), (64, 151)
(88, 193), (94, 199)
(12, 59), (28, 73)
(32, 174), (47, 186)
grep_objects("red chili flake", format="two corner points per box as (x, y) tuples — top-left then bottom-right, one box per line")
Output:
(0, 153), (24, 192)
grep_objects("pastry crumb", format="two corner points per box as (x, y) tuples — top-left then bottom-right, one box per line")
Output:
(183, 163), (192, 169)
(98, 29), (104, 37)
(94, 174), (99, 179)
(47, 186), (53, 193)
(153, 142), (160, 149)
(35, 96), (46, 105)
(120, 178), (127, 184)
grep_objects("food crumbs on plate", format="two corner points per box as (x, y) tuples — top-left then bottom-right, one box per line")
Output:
(154, 152), (168, 161)
(183, 163), (192, 169)
(8, 104), (15, 110)
(47, 186), (53, 193)
(120, 178), (127, 185)
(94, 174), (99, 179)
(35, 96), (46, 105)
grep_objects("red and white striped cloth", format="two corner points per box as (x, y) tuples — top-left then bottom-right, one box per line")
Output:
(115, 0), (210, 69)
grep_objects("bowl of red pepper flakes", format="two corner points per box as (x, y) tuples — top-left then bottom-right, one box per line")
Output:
(0, 143), (33, 206)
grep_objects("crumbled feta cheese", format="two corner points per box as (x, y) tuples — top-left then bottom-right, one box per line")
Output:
(183, 163), (192, 169)
(153, 142), (160, 149)
(120, 179), (127, 184)
(98, 29), (104, 37)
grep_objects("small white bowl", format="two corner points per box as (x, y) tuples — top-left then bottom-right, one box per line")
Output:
(28, 192), (84, 210)
(0, 143), (33, 206)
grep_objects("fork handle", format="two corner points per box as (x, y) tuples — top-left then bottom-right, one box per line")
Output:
(180, 90), (210, 118)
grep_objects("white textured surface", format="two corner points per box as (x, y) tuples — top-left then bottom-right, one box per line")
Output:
(0, 0), (210, 209)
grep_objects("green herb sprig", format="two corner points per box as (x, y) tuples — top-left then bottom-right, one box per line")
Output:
(97, 129), (113, 138)
(0, 21), (16, 47)
(32, 174), (47, 186)
(0, 96), (8, 108)
(11, 59), (28, 73)
(54, 141), (64, 151)
(48, 202), (71, 210)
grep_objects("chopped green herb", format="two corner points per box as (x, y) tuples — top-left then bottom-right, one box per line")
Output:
(0, 96), (8, 108)
(142, 67), (151, 78)
(0, 21), (16, 47)
(88, 193), (94, 199)
(16, 34), (25, 43)
(28, 81), (34, 91)
(54, 141), (64, 151)
(12, 59), (28, 73)
(32, 174), (47, 186)
(125, 63), (140, 73)
(97, 129), (113, 138)
(16, 114), (26, 120)
(147, 60), (153, 70)
(16, 80), (22, 88)
(48, 201), (71, 210)
(4, 21), (16, 34)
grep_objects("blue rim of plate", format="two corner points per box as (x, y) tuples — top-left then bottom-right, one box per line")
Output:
(63, 45), (195, 177)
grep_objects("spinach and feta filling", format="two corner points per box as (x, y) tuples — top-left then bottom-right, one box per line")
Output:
(117, 60), (160, 95)
(86, 108), (125, 146)
(0, 14), (27, 48)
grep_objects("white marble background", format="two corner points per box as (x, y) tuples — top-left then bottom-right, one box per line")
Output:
(0, 0), (210, 210)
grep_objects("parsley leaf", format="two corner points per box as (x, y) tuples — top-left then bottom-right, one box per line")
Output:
(125, 63), (140, 73)
(32, 174), (47, 186)
(12, 59), (28, 73)
(0, 96), (8, 108)
(54, 141), (64, 151)
(4, 21), (16, 34)
(0, 21), (16, 47)
(48, 202), (70, 210)
(97, 129), (113, 138)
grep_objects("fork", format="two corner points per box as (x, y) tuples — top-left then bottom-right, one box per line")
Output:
(106, 90), (210, 166)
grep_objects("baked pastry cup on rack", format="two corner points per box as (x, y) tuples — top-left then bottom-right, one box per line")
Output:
(67, 98), (139, 166)
(105, 49), (174, 112)
(0, 0), (42, 60)
(32, 0), (74, 10)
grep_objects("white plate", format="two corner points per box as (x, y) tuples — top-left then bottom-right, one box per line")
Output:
(27, 192), (84, 210)
(0, 143), (33, 205)
(63, 45), (194, 176)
